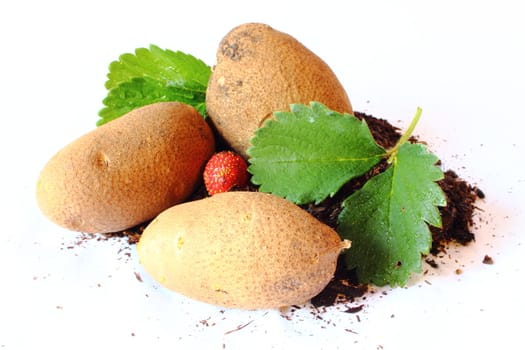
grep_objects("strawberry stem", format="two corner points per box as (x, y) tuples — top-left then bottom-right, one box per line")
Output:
(386, 107), (422, 163)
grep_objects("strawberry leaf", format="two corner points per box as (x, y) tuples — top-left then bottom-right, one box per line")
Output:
(337, 142), (447, 286)
(248, 102), (385, 204)
(97, 45), (210, 125)
(98, 77), (207, 125)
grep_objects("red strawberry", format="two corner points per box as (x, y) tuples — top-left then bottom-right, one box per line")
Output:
(203, 151), (249, 195)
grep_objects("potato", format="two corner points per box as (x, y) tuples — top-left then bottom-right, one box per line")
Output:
(136, 191), (350, 309)
(206, 22), (353, 158)
(36, 102), (215, 234)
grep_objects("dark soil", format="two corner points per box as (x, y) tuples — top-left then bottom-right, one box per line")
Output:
(306, 112), (481, 307)
(104, 111), (483, 308)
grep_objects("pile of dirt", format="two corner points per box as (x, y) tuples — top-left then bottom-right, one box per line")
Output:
(104, 111), (483, 308)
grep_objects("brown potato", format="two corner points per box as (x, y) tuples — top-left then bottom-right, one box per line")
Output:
(136, 191), (350, 309)
(36, 102), (215, 233)
(206, 22), (353, 158)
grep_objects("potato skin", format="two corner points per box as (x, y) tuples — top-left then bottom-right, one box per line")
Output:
(136, 191), (349, 309)
(206, 22), (353, 158)
(36, 102), (215, 233)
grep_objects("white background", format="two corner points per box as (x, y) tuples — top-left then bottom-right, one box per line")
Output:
(1, 0), (524, 349)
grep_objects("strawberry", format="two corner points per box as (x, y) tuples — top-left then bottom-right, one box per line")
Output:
(203, 151), (249, 195)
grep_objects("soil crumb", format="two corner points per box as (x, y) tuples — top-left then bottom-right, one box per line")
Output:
(482, 255), (494, 265)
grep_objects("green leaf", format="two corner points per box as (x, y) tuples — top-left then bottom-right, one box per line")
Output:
(98, 77), (207, 125)
(338, 142), (447, 286)
(97, 45), (210, 126)
(104, 45), (210, 90)
(248, 102), (386, 204)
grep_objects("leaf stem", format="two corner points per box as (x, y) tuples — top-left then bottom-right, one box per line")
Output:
(386, 107), (423, 163)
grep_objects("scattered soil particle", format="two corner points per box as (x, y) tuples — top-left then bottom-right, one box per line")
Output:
(345, 328), (358, 334)
(224, 319), (257, 335)
(134, 271), (143, 282)
(425, 258), (439, 269)
(344, 305), (364, 313)
(482, 255), (494, 265)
